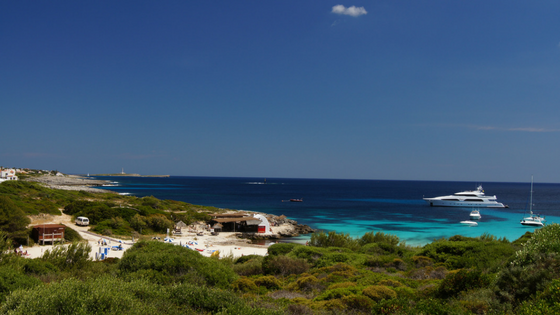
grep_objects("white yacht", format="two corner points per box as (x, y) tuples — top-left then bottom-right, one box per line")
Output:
(423, 185), (506, 208)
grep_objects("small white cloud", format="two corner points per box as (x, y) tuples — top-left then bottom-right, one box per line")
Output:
(332, 5), (367, 17)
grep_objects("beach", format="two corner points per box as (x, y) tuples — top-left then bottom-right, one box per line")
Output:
(25, 213), (276, 260)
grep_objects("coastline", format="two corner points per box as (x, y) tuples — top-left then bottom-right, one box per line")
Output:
(25, 175), (113, 193)
(23, 174), (314, 259)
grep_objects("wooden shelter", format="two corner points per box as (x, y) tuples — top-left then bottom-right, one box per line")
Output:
(209, 216), (262, 233)
(32, 224), (65, 244)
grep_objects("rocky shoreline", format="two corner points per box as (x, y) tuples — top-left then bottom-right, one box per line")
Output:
(25, 175), (113, 193)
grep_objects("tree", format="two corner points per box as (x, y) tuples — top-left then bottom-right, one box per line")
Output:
(0, 196), (30, 243)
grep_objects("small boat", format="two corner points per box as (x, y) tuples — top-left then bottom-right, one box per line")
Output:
(460, 220), (478, 226)
(290, 199), (303, 202)
(469, 209), (481, 220)
(521, 176), (545, 227)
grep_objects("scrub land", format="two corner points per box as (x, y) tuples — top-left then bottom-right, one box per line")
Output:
(0, 169), (559, 314)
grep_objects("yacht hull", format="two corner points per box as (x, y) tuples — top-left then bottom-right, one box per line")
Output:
(424, 199), (505, 208)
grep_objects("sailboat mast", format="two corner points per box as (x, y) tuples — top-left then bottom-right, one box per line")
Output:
(530, 175), (533, 213)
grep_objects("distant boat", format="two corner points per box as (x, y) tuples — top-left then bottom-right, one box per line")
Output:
(469, 209), (481, 220)
(520, 176), (545, 227)
(290, 199), (303, 202)
(460, 220), (478, 226)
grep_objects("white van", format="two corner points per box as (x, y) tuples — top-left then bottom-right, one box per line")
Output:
(75, 216), (90, 226)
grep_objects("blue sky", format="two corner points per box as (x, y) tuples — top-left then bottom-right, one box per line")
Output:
(2, 1), (560, 182)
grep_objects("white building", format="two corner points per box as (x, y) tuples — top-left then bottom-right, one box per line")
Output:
(0, 168), (18, 182)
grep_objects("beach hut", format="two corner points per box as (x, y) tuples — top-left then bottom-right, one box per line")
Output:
(253, 214), (272, 234)
(174, 220), (187, 235)
(209, 217), (262, 232)
(32, 224), (65, 244)
(212, 223), (223, 232)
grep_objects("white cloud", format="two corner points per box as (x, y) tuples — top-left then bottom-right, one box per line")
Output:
(332, 5), (367, 17)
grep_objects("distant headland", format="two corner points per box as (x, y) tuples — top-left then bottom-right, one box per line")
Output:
(90, 173), (170, 177)
(89, 168), (169, 177)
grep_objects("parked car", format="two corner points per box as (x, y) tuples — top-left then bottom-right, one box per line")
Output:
(75, 216), (89, 226)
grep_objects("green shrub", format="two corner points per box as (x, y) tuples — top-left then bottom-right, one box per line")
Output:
(295, 275), (321, 291)
(118, 241), (237, 289)
(262, 255), (310, 276)
(41, 242), (92, 270)
(364, 255), (395, 268)
(419, 236), (516, 270)
(341, 294), (373, 312)
(494, 254), (560, 305)
(231, 277), (258, 292)
(315, 286), (362, 301)
(511, 223), (560, 267)
(63, 226), (83, 242)
(309, 231), (359, 251)
(267, 243), (299, 256)
(437, 269), (491, 298)
(0, 196), (31, 243)
(254, 275), (282, 290)
(232, 255), (263, 276)
(412, 255), (434, 267)
(378, 279), (402, 287)
(23, 259), (58, 275)
(328, 282), (356, 290)
(0, 267), (42, 302)
(362, 285), (397, 301)
(287, 245), (324, 265)
(359, 231), (399, 246)
(235, 254), (262, 264)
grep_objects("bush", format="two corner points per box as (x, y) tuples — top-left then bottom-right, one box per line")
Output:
(231, 277), (258, 292)
(23, 259), (59, 275)
(41, 242), (92, 270)
(511, 223), (560, 267)
(341, 294), (374, 312)
(494, 254), (560, 305)
(315, 286), (362, 301)
(310, 231), (359, 251)
(118, 241), (237, 289)
(362, 285), (397, 301)
(63, 226), (83, 242)
(437, 269), (491, 298)
(295, 275), (321, 292)
(267, 243), (299, 256)
(262, 255), (310, 276)
(233, 255), (263, 276)
(254, 275), (282, 290)
(419, 236), (516, 270)
(0, 196), (31, 243)
(0, 267), (42, 302)
(359, 231), (399, 246)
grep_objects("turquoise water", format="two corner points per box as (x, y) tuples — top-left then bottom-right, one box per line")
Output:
(95, 177), (560, 246)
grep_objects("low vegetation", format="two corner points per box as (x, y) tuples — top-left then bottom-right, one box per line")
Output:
(1, 175), (560, 313)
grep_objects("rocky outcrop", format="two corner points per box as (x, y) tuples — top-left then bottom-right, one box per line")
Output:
(25, 175), (112, 193)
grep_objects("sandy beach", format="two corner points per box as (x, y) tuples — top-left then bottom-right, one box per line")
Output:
(23, 213), (279, 260)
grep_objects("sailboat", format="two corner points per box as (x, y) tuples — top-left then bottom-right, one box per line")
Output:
(520, 176), (545, 227)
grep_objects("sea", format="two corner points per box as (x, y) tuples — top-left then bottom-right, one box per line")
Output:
(92, 176), (560, 246)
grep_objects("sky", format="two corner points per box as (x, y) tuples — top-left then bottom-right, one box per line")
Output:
(2, 1), (560, 182)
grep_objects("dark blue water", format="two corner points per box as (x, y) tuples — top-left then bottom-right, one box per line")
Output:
(94, 176), (560, 246)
